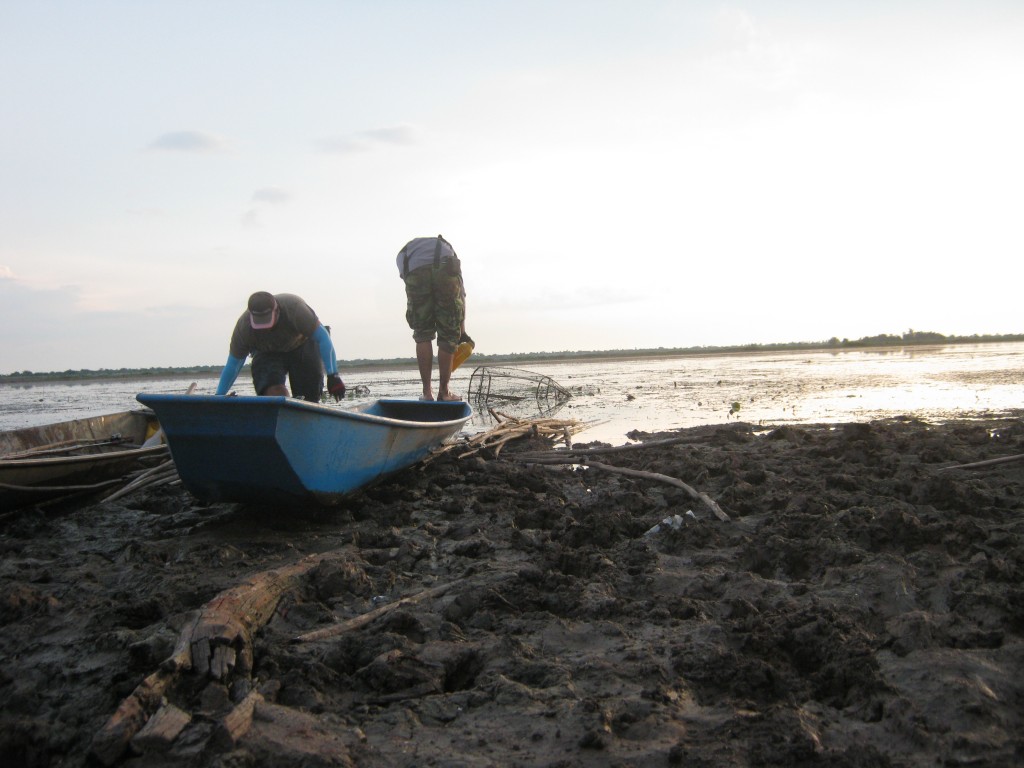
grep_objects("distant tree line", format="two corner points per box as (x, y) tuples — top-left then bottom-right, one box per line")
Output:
(2, 331), (1022, 383)
(0, 365), (225, 383)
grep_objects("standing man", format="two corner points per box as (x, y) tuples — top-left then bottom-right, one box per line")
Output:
(396, 234), (466, 401)
(215, 291), (346, 402)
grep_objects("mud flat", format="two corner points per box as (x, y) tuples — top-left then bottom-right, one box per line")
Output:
(2, 411), (1023, 766)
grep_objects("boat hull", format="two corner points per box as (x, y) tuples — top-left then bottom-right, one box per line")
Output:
(0, 410), (165, 509)
(135, 395), (472, 505)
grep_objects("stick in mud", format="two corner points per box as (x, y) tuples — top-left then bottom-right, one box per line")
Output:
(294, 570), (517, 643)
(520, 455), (730, 522)
(584, 460), (730, 522)
(938, 452), (1024, 471)
(101, 460), (179, 502)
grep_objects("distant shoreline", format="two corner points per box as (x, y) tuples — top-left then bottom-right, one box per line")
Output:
(2, 335), (1021, 384)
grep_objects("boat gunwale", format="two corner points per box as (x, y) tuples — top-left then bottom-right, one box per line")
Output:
(0, 409), (158, 461)
(137, 394), (473, 431)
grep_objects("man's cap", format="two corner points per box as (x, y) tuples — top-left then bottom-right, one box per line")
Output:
(248, 292), (278, 329)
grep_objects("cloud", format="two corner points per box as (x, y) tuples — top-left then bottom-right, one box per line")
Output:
(251, 187), (291, 204)
(315, 124), (415, 154)
(360, 126), (415, 145)
(0, 265), (14, 279)
(148, 130), (227, 152)
(243, 187), (290, 227)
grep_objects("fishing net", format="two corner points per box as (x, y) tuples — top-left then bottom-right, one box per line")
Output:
(467, 366), (572, 418)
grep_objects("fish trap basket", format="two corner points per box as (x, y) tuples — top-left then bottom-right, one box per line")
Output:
(467, 366), (571, 417)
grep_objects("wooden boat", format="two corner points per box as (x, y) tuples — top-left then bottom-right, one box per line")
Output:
(135, 394), (473, 505)
(0, 409), (169, 510)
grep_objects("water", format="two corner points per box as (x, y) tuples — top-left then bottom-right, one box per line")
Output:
(2, 342), (1021, 444)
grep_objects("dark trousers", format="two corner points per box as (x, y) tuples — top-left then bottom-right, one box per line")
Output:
(251, 337), (324, 402)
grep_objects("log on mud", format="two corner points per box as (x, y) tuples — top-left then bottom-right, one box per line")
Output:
(91, 548), (354, 765)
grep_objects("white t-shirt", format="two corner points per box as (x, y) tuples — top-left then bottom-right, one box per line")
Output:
(396, 237), (456, 279)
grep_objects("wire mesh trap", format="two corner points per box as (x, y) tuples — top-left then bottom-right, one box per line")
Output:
(467, 366), (572, 418)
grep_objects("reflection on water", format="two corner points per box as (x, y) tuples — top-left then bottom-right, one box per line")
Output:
(1, 343), (1022, 443)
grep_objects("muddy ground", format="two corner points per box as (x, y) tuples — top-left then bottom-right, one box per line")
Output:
(2, 412), (1023, 767)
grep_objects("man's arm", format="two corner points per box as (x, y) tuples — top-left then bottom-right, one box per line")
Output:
(314, 325), (347, 401)
(313, 324), (338, 375)
(215, 354), (246, 395)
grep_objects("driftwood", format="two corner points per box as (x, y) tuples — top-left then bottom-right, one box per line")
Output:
(213, 690), (262, 750)
(939, 453), (1024, 471)
(96, 558), (513, 761)
(165, 552), (349, 676)
(583, 460), (730, 522)
(294, 570), (516, 643)
(90, 668), (178, 766)
(92, 549), (352, 765)
(429, 413), (588, 462)
(295, 579), (465, 643)
(101, 460), (179, 502)
(130, 702), (192, 754)
(520, 455), (730, 523)
(470, 413), (581, 458)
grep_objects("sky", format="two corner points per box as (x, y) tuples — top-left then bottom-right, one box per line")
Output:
(1, 1), (1022, 374)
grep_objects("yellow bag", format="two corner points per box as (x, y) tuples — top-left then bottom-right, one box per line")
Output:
(452, 336), (475, 371)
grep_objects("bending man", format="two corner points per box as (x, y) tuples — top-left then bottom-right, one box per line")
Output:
(215, 291), (345, 402)
(396, 235), (466, 401)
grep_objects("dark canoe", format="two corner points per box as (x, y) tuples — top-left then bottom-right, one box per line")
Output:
(0, 409), (168, 510)
(135, 394), (473, 505)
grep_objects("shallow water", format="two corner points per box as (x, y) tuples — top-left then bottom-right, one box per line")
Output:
(528, 341), (1024, 441)
(1, 342), (1021, 444)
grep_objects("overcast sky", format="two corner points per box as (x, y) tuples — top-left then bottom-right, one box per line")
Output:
(1, 1), (1022, 374)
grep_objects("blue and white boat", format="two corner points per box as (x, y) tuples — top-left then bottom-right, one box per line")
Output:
(135, 394), (472, 505)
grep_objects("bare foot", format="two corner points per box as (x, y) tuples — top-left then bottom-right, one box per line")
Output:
(438, 390), (461, 401)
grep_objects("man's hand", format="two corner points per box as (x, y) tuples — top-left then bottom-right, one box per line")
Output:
(327, 374), (346, 401)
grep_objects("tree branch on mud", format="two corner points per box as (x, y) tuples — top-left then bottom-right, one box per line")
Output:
(938, 452), (1024, 471)
(516, 455), (731, 522)
(293, 570), (517, 643)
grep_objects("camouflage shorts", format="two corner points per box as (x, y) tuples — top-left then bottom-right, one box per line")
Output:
(404, 263), (465, 352)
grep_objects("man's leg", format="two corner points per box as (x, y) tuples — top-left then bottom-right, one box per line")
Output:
(251, 352), (291, 397)
(405, 268), (437, 400)
(437, 346), (456, 400)
(288, 339), (326, 402)
(434, 270), (465, 401)
(416, 340), (435, 400)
